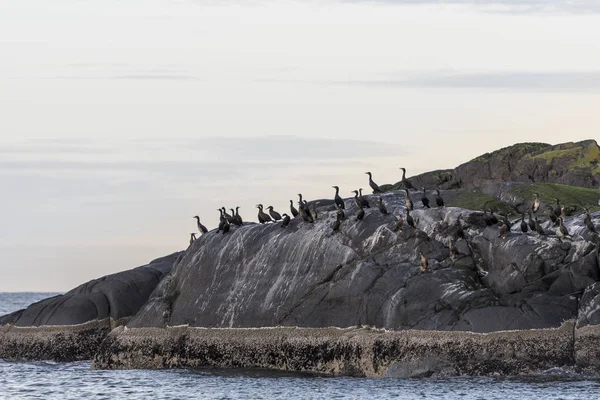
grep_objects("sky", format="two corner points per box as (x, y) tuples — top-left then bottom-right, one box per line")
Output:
(0, 0), (599, 291)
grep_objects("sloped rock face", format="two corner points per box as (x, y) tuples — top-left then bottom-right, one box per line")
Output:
(129, 192), (600, 333)
(402, 140), (600, 190)
(0, 253), (182, 327)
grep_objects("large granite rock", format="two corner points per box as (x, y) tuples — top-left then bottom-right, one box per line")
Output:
(129, 192), (600, 333)
(0, 253), (182, 327)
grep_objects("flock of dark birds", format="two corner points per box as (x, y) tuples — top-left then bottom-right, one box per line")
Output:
(188, 168), (599, 273)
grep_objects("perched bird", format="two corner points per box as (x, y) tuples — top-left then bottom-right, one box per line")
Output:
(400, 167), (415, 190)
(298, 201), (313, 223)
(404, 189), (414, 211)
(356, 205), (365, 221)
(489, 210), (499, 225)
(352, 190), (370, 209)
(308, 201), (319, 222)
(332, 211), (343, 233)
(332, 186), (345, 210)
(289, 200), (299, 218)
(584, 208), (597, 234)
(546, 205), (558, 225)
(336, 204), (346, 221)
(222, 207), (236, 225)
(532, 193), (541, 213)
(189, 233), (197, 245)
(435, 189), (444, 208)
(421, 188), (430, 209)
(257, 204), (272, 224)
(455, 215), (465, 240)
(217, 209), (226, 232)
(527, 211), (536, 232)
(281, 213), (291, 227)
(222, 220), (230, 234)
(449, 240), (458, 260)
(394, 215), (404, 232)
(377, 197), (388, 215)
(406, 209), (416, 228)
(193, 216), (208, 234)
(358, 188), (371, 208)
(267, 206), (282, 221)
(419, 252), (429, 272)
(534, 216), (545, 235)
(230, 208), (242, 226)
(297, 194), (305, 211)
(520, 213), (528, 233)
(365, 172), (382, 194)
(553, 199), (562, 218)
(557, 217), (570, 239)
(483, 210), (493, 227)
(235, 206), (243, 225)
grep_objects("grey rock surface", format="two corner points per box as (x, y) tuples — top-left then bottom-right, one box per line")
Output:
(129, 191), (600, 333)
(0, 253), (182, 327)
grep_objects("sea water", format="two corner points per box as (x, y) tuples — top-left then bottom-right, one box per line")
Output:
(1, 293), (599, 400)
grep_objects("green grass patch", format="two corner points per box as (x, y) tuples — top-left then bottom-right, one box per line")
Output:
(472, 142), (551, 163)
(510, 183), (600, 213)
(447, 191), (514, 215)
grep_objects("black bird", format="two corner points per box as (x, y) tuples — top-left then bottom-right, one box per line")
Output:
(435, 189), (444, 208)
(557, 217), (570, 239)
(189, 233), (197, 245)
(520, 213), (528, 233)
(298, 200), (313, 223)
(400, 167), (415, 190)
(584, 208), (597, 234)
(404, 189), (413, 211)
(358, 188), (370, 208)
(307, 200), (318, 222)
(235, 206), (243, 225)
(394, 215), (404, 232)
(421, 188), (430, 209)
(332, 209), (343, 233)
(534, 216), (545, 235)
(553, 198), (562, 218)
(449, 240), (458, 260)
(365, 172), (382, 194)
(257, 204), (272, 224)
(527, 211), (536, 231)
(222, 207), (236, 224)
(193, 216), (208, 234)
(484, 210), (493, 227)
(351, 190), (362, 208)
(546, 205), (558, 225)
(356, 205), (365, 221)
(499, 222), (509, 239)
(289, 200), (299, 218)
(332, 186), (345, 210)
(230, 208), (242, 226)
(406, 209), (415, 228)
(267, 206), (282, 221)
(281, 213), (291, 227)
(298, 194), (305, 211)
(222, 220), (230, 234)
(455, 215), (465, 240)
(377, 197), (388, 215)
(336, 204), (346, 221)
(217, 209), (226, 231)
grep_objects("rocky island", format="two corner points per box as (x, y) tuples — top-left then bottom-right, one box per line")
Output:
(2, 140), (600, 377)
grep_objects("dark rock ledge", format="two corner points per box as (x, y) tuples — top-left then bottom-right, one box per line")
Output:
(92, 323), (577, 378)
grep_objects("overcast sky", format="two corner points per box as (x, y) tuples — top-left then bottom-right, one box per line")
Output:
(1, 0), (599, 291)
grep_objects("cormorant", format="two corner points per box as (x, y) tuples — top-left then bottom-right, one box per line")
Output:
(217, 209), (226, 231)
(377, 197), (388, 215)
(421, 188), (430, 209)
(230, 208), (242, 226)
(358, 188), (370, 208)
(584, 208), (597, 233)
(406, 209), (415, 228)
(281, 213), (291, 227)
(256, 204), (272, 224)
(553, 199), (562, 218)
(546, 205), (558, 225)
(308, 201), (318, 221)
(520, 214), (528, 233)
(267, 206), (282, 221)
(455, 215), (465, 240)
(189, 233), (197, 245)
(527, 211), (536, 231)
(400, 167), (415, 190)
(332, 210), (343, 233)
(435, 189), (444, 208)
(394, 215), (404, 232)
(557, 217), (570, 238)
(235, 206), (243, 225)
(532, 193), (541, 213)
(419, 252), (429, 272)
(193, 216), (208, 234)
(404, 189), (413, 211)
(289, 200), (299, 218)
(336, 204), (345, 221)
(222, 207), (236, 224)
(365, 172), (382, 194)
(352, 190), (362, 208)
(298, 194), (305, 211)
(298, 201), (313, 223)
(332, 186), (345, 210)
(534, 216), (545, 235)
(222, 220), (230, 234)
(484, 210), (493, 227)
(356, 205), (365, 221)
(449, 240), (458, 260)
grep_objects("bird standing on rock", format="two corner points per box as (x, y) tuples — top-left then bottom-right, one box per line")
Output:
(289, 200), (299, 218)
(534, 216), (545, 235)
(400, 167), (415, 190)
(419, 252), (429, 272)
(404, 189), (413, 211)
(281, 213), (291, 227)
(377, 197), (388, 215)
(222, 220), (230, 234)
(193, 216), (208, 234)
(520, 213), (528, 233)
(235, 206), (243, 225)
(332, 186), (345, 210)
(189, 233), (197, 245)
(267, 206), (282, 221)
(394, 215), (404, 232)
(336, 204), (345, 221)
(356, 204), (365, 221)
(499, 222), (509, 239)
(358, 188), (370, 208)
(532, 193), (541, 213)
(406, 209), (416, 228)
(557, 217), (570, 239)
(421, 188), (430, 209)
(527, 211), (536, 231)
(256, 204), (272, 224)
(365, 172), (382, 194)
(435, 189), (444, 208)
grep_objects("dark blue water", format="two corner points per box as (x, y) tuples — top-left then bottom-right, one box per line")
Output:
(2, 293), (600, 399)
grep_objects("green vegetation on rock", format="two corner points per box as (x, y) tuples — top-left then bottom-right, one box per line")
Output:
(510, 183), (600, 213)
(472, 142), (551, 163)
(447, 191), (514, 214)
